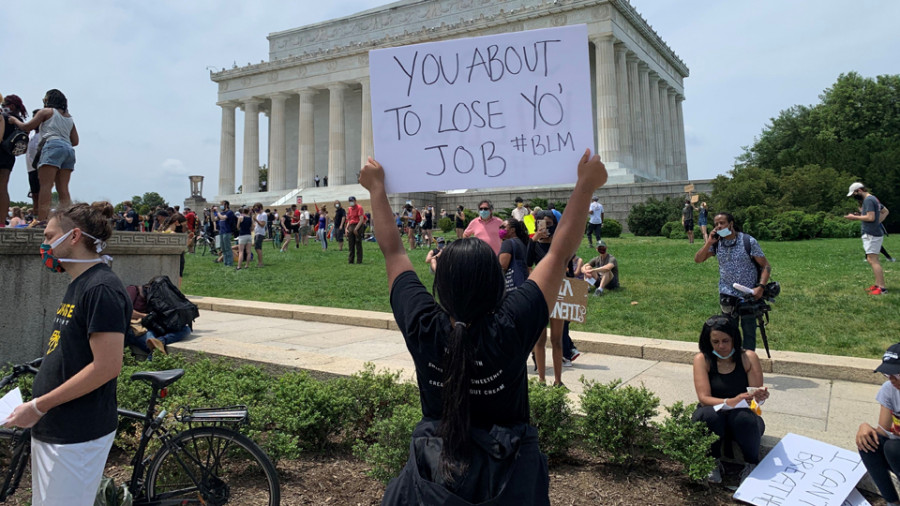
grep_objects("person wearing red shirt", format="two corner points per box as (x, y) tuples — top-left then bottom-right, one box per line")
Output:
(184, 208), (197, 253)
(345, 196), (367, 264)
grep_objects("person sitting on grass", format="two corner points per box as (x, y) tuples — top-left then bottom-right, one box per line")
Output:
(581, 241), (618, 296)
(360, 149), (608, 505)
(425, 236), (445, 274)
(856, 343), (900, 506)
(692, 314), (769, 484)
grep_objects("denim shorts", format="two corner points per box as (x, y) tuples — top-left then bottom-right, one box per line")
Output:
(39, 138), (76, 170)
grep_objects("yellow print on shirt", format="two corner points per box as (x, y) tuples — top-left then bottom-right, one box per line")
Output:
(56, 303), (75, 318)
(47, 330), (61, 355)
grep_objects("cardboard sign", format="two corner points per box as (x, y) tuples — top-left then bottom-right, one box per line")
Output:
(550, 278), (589, 323)
(733, 433), (870, 506)
(683, 184), (695, 193)
(369, 25), (594, 193)
(690, 194), (699, 203)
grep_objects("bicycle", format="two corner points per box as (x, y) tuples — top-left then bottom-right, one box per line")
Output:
(1, 359), (280, 505)
(196, 230), (219, 257)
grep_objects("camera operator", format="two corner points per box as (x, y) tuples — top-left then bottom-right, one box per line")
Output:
(694, 212), (771, 351)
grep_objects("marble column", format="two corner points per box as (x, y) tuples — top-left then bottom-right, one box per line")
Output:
(649, 73), (665, 179)
(613, 44), (632, 169)
(217, 101), (237, 196)
(268, 93), (288, 192)
(592, 35), (619, 164)
(676, 95), (688, 179)
(657, 82), (673, 180)
(667, 88), (678, 180)
(297, 89), (316, 188)
(360, 77), (374, 171)
(328, 83), (347, 186)
(627, 54), (644, 174)
(639, 64), (657, 179)
(241, 98), (262, 194)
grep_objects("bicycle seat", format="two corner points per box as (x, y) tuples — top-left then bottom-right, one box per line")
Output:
(131, 369), (185, 390)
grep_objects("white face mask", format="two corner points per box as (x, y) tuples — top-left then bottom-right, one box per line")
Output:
(717, 228), (731, 238)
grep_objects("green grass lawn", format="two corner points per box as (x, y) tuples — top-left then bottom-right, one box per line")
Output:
(182, 232), (900, 359)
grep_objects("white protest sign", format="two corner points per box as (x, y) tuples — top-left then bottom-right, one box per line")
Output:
(369, 25), (594, 193)
(733, 433), (870, 506)
(0, 387), (23, 421)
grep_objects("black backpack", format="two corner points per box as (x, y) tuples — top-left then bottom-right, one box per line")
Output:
(1, 121), (28, 156)
(140, 275), (199, 336)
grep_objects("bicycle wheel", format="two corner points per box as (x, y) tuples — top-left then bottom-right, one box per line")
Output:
(145, 427), (279, 505)
(0, 428), (29, 502)
(199, 238), (209, 256)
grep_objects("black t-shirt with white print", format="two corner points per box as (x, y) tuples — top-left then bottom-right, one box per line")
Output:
(390, 270), (549, 428)
(31, 263), (131, 444)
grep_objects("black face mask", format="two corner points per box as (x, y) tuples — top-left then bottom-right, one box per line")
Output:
(853, 193), (865, 202)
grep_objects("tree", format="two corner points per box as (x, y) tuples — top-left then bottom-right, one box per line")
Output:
(120, 192), (168, 216)
(737, 72), (900, 230)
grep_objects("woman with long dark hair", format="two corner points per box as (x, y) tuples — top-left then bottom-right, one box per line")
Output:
(499, 217), (530, 292)
(692, 314), (769, 484)
(360, 150), (607, 504)
(1, 94), (27, 227)
(10, 89), (79, 223)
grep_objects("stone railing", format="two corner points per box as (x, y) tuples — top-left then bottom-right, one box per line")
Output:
(0, 229), (186, 365)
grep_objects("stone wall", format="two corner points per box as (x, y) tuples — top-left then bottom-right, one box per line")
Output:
(0, 230), (186, 366)
(392, 179), (713, 231)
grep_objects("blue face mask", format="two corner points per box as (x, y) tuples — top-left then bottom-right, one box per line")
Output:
(717, 228), (731, 238)
(479, 210), (491, 220)
(712, 348), (735, 360)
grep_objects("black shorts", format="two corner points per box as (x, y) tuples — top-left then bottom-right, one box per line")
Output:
(28, 169), (40, 197)
(333, 227), (345, 242)
(254, 234), (265, 250)
(683, 220), (694, 232)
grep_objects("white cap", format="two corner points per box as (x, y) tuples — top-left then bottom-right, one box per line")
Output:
(847, 182), (864, 196)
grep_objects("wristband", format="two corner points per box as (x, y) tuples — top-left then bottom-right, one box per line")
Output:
(30, 398), (46, 417)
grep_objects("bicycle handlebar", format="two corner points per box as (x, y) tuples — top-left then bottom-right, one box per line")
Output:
(0, 357), (43, 388)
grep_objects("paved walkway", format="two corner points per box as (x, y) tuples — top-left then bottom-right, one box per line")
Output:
(174, 296), (886, 454)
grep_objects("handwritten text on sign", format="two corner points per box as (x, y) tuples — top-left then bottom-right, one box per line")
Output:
(733, 433), (869, 506)
(368, 25), (594, 193)
(550, 278), (589, 323)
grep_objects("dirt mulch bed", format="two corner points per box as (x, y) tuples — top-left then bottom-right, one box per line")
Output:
(3, 447), (884, 505)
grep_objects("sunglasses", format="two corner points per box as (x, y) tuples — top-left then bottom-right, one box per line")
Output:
(883, 373), (900, 380)
(479, 207), (490, 211)
(705, 315), (733, 328)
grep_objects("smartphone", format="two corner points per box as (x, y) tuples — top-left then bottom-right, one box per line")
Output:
(536, 220), (547, 234)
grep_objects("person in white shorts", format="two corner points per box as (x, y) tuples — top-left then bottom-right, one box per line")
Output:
(845, 182), (888, 295)
(4, 202), (129, 505)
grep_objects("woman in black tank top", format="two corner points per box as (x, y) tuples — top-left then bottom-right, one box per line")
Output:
(691, 315), (769, 484)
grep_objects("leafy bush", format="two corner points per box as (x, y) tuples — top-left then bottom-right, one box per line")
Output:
(653, 401), (718, 482)
(268, 371), (349, 453)
(602, 218), (622, 238)
(528, 379), (576, 457)
(353, 403), (420, 484)
(438, 217), (454, 233)
(820, 216), (861, 238)
(463, 209), (477, 224)
(530, 197), (549, 210)
(664, 222), (701, 240)
(334, 363), (420, 443)
(579, 378), (659, 466)
(627, 197), (683, 236)
(661, 221), (679, 238)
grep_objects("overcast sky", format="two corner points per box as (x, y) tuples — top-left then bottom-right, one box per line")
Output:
(6, 0), (898, 208)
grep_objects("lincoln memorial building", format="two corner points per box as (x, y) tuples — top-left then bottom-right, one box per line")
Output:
(210, 0), (689, 206)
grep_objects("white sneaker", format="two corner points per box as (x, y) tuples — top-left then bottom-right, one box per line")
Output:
(562, 358), (573, 367)
(739, 463), (757, 483)
(707, 460), (723, 484)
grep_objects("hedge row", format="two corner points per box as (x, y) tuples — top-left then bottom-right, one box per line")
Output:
(104, 354), (717, 484)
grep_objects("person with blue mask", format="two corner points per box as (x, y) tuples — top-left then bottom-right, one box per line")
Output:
(691, 314), (769, 485)
(694, 212), (771, 351)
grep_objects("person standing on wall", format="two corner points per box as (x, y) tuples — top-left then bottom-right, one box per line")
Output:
(10, 90), (78, 223)
(4, 202), (129, 505)
(845, 183), (888, 295)
(1, 95), (28, 228)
